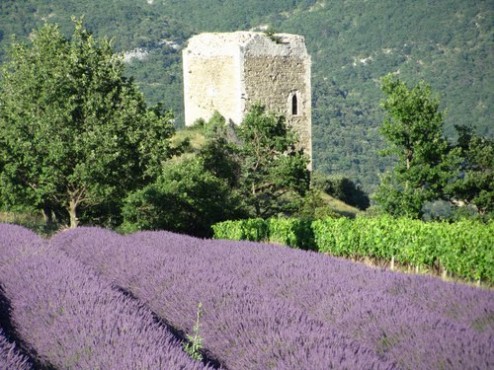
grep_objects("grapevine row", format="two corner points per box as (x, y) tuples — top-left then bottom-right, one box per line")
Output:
(213, 216), (494, 284)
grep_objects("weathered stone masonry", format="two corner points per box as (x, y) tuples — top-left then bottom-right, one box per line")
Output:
(183, 31), (312, 165)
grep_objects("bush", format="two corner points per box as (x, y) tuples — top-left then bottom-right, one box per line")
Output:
(122, 156), (245, 237)
(214, 216), (494, 284)
(312, 216), (494, 284)
(212, 218), (268, 242)
(268, 218), (314, 249)
(213, 217), (314, 249)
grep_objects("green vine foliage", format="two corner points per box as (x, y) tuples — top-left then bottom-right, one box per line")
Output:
(212, 218), (268, 242)
(214, 216), (494, 285)
(312, 216), (494, 284)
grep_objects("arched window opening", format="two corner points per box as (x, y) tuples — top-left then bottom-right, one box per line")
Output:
(291, 94), (298, 116)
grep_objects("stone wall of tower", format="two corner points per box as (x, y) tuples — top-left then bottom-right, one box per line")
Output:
(182, 31), (312, 165)
(183, 54), (242, 125)
(242, 54), (311, 162)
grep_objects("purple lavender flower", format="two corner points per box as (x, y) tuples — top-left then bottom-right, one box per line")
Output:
(0, 224), (212, 369)
(0, 329), (32, 370)
(4, 223), (492, 369)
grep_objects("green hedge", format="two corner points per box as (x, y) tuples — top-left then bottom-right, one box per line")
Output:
(212, 218), (268, 242)
(212, 218), (314, 249)
(213, 216), (494, 285)
(268, 218), (315, 250)
(312, 216), (494, 284)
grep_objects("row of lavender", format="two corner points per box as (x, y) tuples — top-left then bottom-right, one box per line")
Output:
(0, 224), (212, 369)
(53, 227), (390, 369)
(53, 227), (494, 369)
(0, 329), (31, 370)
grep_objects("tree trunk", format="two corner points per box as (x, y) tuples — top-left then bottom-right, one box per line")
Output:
(42, 204), (53, 225)
(68, 198), (79, 228)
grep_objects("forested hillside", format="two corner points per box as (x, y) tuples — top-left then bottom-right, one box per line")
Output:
(1, 0), (492, 191)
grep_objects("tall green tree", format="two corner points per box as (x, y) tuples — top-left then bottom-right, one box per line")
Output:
(235, 105), (310, 218)
(447, 126), (494, 216)
(0, 20), (175, 227)
(121, 155), (245, 237)
(373, 75), (459, 218)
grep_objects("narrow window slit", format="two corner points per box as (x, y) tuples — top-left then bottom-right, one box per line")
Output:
(292, 94), (298, 115)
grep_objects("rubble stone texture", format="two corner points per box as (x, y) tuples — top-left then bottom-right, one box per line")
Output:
(183, 32), (312, 163)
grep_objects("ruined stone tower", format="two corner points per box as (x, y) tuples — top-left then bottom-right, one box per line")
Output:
(183, 31), (312, 163)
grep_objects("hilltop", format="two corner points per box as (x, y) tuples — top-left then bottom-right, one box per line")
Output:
(1, 0), (492, 191)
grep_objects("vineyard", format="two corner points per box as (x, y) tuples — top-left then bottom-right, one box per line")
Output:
(1, 223), (493, 369)
(213, 216), (494, 285)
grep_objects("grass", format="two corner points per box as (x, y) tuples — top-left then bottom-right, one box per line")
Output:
(319, 192), (362, 218)
(0, 211), (61, 237)
(172, 125), (208, 151)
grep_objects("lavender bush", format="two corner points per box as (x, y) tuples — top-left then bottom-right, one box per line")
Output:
(0, 329), (32, 370)
(53, 228), (394, 369)
(52, 227), (494, 369)
(0, 224), (212, 369)
(0, 223), (43, 266)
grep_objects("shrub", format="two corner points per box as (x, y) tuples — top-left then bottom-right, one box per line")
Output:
(312, 216), (494, 284)
(268, 218), (314, 249)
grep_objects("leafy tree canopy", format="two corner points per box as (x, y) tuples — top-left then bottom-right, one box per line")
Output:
(121, 154), (245, 237)
(446, 126), (494, 216)
(189, 106), (311, 219)
(0, 19), (176, 227)
(235, 105), (310, 218)
(373, 75), (460, 218)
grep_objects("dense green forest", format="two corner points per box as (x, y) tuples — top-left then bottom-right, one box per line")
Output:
(1, 0), (493, 192)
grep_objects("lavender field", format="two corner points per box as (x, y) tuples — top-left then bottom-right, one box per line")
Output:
(1, 224), (493, 369)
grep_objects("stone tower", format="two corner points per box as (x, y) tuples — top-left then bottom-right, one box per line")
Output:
(183, 31), (312, 163)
